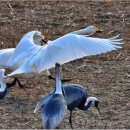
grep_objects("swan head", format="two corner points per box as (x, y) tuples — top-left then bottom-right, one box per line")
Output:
(22, 31), (45, 45)
(85, 26), (103, 34)
(33, 31), (46, 45)
(85, 96), (101, 115)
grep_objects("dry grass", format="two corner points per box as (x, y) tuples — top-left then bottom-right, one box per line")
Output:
(0, 0), (130, 129)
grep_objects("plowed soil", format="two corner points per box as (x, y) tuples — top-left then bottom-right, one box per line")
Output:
(0, 0), (130, 129)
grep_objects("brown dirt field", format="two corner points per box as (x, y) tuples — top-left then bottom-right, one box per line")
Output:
(0, 0), (130, 129)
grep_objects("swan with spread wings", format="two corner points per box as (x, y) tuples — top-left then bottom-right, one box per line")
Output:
(7, 33), (123, 77)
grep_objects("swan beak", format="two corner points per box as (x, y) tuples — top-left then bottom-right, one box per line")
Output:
(95, 101), (101, 115)
(41, 39), (47, 45)
(94, 27), (104, 33)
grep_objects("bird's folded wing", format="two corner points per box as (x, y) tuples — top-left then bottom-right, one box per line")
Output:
(34, 91), (54, 113)
(7, 34), (123, 76)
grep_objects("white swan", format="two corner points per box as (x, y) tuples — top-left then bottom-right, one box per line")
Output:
(0, 26), (102, 78)
(0, 25), (102, 70)
(0, 31), (51, 79)
(7, 34), (123, 77)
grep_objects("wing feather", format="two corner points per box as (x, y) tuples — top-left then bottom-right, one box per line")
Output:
(7, 34), (123, 76)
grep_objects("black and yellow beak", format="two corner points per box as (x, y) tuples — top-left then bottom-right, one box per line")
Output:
(40, 39), (47, 45)
(94, 26), (103, 33)
(42, 39), (47, 43)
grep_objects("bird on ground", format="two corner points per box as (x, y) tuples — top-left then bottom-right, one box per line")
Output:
(34, 84), (100, 129)
(7, 33), (123, 77)
(0, 69), (22, 99)
(40, 63), (67, 129)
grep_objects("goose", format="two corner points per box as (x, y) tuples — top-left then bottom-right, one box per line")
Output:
(34, 84), (100, 129)
(0, 69), (21, 99)
(41, 63), (67, 129)
(7, 34), (123, 77)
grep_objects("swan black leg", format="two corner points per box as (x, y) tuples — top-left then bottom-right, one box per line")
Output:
(15, 78), (24, 88)
(6, 78), (17, 88)
(7, 78), (24, 89)
(69, 111), (73, 129)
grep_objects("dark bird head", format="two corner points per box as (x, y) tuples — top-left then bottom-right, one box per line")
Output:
(94, 100), (101, 115)
(84, 97), (101, 115)
(55, 63), (61, 78)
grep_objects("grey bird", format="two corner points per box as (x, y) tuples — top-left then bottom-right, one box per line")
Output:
(40, 63), (67, 129)
(34, 84), (100, 129)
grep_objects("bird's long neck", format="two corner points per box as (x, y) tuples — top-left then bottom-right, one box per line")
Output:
(70, 29), (87, 35)
(54, 64), (62, 95)
(55, 78), (62, 95)
(0, 82), (6, 92)
(82, 97), (93, 110)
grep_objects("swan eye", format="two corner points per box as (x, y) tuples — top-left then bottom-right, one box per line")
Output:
(94, 26), (103, 33)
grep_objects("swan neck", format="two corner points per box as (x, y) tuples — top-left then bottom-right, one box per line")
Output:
(0, 82), (6, 92)
(70, 29), (87, 35)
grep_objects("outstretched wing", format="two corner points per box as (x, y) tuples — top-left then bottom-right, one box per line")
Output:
(8, 34), (123, 76)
